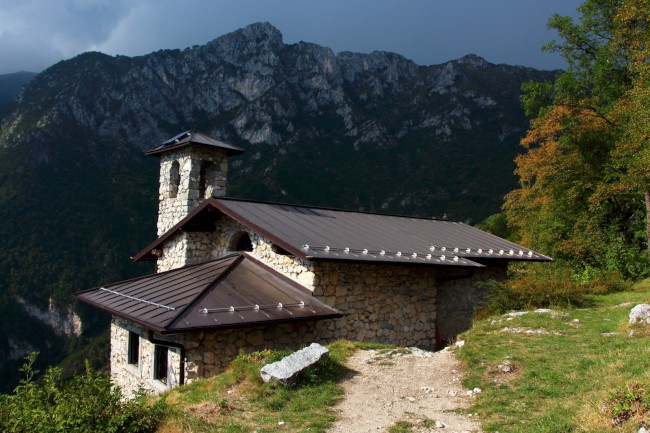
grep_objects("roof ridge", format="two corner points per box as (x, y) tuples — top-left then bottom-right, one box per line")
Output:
(165, 253), (245, 331)
(214, 196), (456, 222)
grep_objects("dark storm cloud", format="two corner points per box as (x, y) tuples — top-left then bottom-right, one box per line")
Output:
(0, 0), (583, 75)
(0, 0), (133, 73)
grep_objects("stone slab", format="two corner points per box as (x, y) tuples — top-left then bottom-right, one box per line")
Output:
(260, 342), (329, 383)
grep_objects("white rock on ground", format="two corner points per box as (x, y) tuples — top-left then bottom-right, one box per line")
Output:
(629, 304), (650, 324)
(260, 342), (329, 383)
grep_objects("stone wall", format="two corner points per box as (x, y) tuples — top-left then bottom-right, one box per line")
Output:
(110, 317), (182, 398)
(159, 215), (315, 285)
(111, 315), (326, 396)
(312, 261), (439, 348)
(156, 215), (313, 276)
(113, 256), (500, 396)
(435, 261), (507, 347)
(157, 229), (222, 272)
(157, 147), (228, 236)
(115, 256), (444, 396)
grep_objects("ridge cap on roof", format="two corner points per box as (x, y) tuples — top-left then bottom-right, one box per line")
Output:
(166, 253), (245, 331)
(214, 196), (459, 223)
(82, 252), (242, 291)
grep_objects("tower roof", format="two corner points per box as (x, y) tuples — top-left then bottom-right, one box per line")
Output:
(145, 130), (245, 156)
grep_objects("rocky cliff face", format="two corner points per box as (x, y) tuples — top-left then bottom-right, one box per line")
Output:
(1, 22), (556, 220)
(15, 296), (82, 338)
(0, 22), (557, 388)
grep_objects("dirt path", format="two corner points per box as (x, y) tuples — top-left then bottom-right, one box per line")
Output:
(328, 347), (482, 433)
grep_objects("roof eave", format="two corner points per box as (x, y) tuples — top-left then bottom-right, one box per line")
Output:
(74, 293), (168, 334)
(161, 312), (343, 334)
(144, 143), (244, 157)
(306, 255), (486, 268)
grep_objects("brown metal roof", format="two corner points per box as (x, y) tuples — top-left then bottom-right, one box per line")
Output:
(133, 198), (552, 266)
(145, 130), (245, 156)
(76, 253), (341, 333)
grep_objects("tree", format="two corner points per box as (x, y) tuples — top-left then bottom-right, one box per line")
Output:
(505, 0), (650, 277)
(611, 0), (650, 258)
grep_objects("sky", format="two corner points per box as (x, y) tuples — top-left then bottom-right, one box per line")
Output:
(0, 0), (584, 75)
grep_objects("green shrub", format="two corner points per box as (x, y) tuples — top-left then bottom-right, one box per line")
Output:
(0, 353), (165, 433)
(475, 212), (518, 241)
(602, 383), (650, 427)
(476, 263), (625, 317)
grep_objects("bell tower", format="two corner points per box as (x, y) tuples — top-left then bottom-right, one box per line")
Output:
(146, 130), (244, 236)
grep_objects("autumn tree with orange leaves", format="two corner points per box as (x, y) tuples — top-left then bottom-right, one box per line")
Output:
(505, 0), (650, 278)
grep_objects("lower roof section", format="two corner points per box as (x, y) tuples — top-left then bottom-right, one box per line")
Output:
(76, 253), (341, 334)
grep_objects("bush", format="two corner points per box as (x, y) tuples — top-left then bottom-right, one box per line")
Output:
(602, 383), (650, 427)
(0, 353), (165, 433)
(475, 263), (625, 317)
(475, 212), (518, 242)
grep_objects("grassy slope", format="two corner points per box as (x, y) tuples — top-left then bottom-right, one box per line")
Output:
(458, 279), (650, 433)
(154, 341), (361, 433)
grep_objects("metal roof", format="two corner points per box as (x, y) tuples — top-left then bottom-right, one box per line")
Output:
(133, 198), (552, 266)
(145, 130), (245, 157)
(76, 253), (341, 333)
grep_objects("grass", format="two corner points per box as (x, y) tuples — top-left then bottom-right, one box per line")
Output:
(458, 278), (650, 433)
(386, 418), (437, 433)
(154, 340), (360, 433)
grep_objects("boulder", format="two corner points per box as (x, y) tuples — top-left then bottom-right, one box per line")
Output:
(260, 343), (329, 383)
(629, 304), (650, 324)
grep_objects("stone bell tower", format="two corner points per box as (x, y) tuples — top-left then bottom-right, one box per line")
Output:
(146, 130), (244, 236)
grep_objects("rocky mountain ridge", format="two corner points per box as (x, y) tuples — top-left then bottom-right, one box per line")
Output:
(2, 23), (555, 219)
(0, 22), (558, 390)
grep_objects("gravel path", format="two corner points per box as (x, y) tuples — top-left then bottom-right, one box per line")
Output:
(328, 347), (482, 433)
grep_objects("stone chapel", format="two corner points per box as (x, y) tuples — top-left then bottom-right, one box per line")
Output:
(77, 130), (551, 396)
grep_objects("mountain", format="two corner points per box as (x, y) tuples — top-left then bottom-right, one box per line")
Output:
(0, 22), (558, 390)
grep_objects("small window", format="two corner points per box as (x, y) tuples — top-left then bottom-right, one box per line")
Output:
(169, 161), (180, 198)
(127, 331), (139, 366)
(154, 345), (168, 384)
(232, 232), (253, 252)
